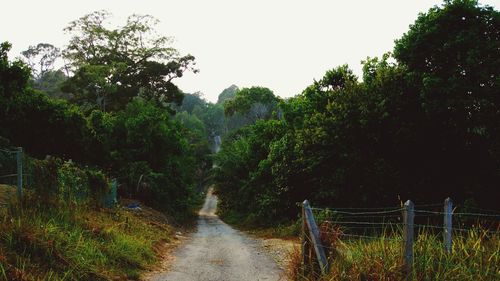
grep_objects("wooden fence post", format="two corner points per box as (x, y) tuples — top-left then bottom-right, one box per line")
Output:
(16, 147), (23, 200)
(303, 200), (329, 275)
(403, 200), (414, 280)
(443, 197), (453, 253)
(301, 202), (309, 276)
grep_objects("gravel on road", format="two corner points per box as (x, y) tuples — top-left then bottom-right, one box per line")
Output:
(147, 189), (284, 281)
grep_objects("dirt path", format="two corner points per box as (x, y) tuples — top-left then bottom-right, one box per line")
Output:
(147, 189), (283, 281)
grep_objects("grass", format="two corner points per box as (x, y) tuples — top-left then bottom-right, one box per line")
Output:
(288, 228), (500, 281)
(0, 195), (174, 281)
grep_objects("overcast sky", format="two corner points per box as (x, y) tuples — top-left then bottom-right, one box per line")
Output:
(1, 0), (499, 102)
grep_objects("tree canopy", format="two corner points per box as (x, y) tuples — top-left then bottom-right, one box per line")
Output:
(61, 11), (198, 112)
(223, 86), (280, 123)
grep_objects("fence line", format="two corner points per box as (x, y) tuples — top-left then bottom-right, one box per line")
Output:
(0, 147), (23, 202)
(1, 147), (118, 208)
(309, 207), (403, 215)
(415, 210), (500, 218)
(300, 197), (500, 279)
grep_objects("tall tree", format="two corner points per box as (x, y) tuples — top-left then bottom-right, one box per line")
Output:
(61, 11), (197, 112)
(394, 0), (500, 205)
(20, 43), (60, 79)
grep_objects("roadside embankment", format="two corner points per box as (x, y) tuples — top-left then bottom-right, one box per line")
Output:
(0, 197), (184, 281)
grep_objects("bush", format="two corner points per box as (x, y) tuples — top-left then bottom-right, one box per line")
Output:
(30, 157), (112, 206)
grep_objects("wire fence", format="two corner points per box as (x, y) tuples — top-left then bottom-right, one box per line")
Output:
(0, 147), (22, 206)
(300, 198), (500, 279)
(308, 202), (500, 237)
(0, 146), (117, 208)
(0, 148), (18, 182)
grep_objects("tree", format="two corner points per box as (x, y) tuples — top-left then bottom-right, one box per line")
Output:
(33, 70), (68, 100)
(179, 92), (207, 114)
(0, 42), (30, 99)
(20, 43), (61, 79)
(394, 0), (500, 206)
(217, 84), (239, 104)
(223, 86), (279, 123)
(61, 11), (198, 112)
(394, 0), (499, 135)
(193, 103), (226, 137)
(1, 42), (93, 161)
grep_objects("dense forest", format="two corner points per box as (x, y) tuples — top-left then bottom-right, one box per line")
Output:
(213, 0), (500, 225)
(1, 0), (499, 227)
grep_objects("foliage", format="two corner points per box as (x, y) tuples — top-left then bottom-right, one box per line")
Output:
(214, 0), (500, 226)
(0, 42), (92, 162)
(393, 0), (500, 206)
(31, 158), (60, 200)
(61, 11), (197, 112)
(30, 157), (110, 205)
(193, 103), (226, 137)
(224, 86), (280, 123)
(86, 98), (201, 217)
(32, 70), (68, 100)
(178, 92), (207, 114)
(174, 111), (211, 172)
(0, 42), (30, 99)
(20, 43), (61, 79)
(1, 40), (203, 219)
(214, 119), (286, 224)
(217, 84), (239, 105)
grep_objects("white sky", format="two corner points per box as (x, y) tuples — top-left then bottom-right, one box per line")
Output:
(1, 0), (499, 102)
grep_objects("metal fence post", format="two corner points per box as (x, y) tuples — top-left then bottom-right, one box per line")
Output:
(16, 147), (23, 200)
(403, 200), (414, 280)
(443, 197), (453, 253)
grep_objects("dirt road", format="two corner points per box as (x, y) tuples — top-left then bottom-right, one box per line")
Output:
(148, 189), (283, 281)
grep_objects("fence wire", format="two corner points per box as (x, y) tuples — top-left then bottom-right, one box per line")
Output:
(415, 209), (500, 218)
(302, 201), (500, 279)
(306, 201), (500, 247)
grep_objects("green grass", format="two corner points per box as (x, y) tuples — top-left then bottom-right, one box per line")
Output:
(289, 228), (500, 281)
(219, 209), (301, 238)
(0, 197), (173, 280)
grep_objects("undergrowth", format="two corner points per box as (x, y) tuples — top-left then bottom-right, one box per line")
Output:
(0, 196), (173, 281)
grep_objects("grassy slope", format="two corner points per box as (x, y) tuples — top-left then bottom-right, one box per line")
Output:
(0, 197), (176, 281)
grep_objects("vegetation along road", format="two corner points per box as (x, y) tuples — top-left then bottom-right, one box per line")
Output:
(148, 189), (283, 281)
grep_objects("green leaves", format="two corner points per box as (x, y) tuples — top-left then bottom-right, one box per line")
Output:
(223, 86), (280, 123)
(213, 1), (500, 224)
(61, 11), (197, 112)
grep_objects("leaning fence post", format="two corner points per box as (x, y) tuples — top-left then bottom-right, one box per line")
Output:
(303, 200), (329, 275)
(16, 147), (23, 200)
(443, 197), (453, 253)
(403, 200), (414, 280)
